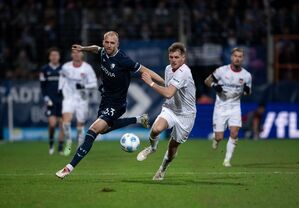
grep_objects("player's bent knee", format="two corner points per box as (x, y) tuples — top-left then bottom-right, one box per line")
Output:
(151, 125), (164, 135)
(214, 135), (224, 141)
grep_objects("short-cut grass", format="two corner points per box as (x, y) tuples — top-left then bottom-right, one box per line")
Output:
(0, 139), (298, 208)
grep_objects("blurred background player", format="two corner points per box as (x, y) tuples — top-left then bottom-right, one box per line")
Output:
(59, 49), (97, 156)
(39, 47), (64, 155)
(243, 103), (266, 140)
(137, 42), (196, 181)
(204, 47), (252, 167)
(56, 31), (164, 179)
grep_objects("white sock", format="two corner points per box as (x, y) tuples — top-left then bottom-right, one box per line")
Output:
(149, 135), (159, 151)
(225, 137), (238, 161)
(66, 164), (74, 172)
(63, 123), (72, 145)
(161, 150), (177, 171)
(77, 126), (85, 148)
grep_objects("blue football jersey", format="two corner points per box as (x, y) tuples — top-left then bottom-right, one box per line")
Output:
(40, 64), (62, 102)
(98, 48), (141, 106)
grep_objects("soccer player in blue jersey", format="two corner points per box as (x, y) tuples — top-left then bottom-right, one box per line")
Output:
(40, 47), (64, 155)
(56, 31), (164, 178)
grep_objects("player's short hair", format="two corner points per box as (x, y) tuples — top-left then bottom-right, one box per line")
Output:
(168, 42), (186, 55)
(104, 31), (119, 41)
(47, 47), (60, 56)
(231, 47), (244, 55)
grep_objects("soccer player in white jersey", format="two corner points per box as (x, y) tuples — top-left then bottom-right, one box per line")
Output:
(137, 42), (196, 180)
(59, 49), (97, 156)
(204, 47), (252, 167)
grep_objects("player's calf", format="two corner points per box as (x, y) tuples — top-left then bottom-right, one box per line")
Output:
(212, 138), (222, 150)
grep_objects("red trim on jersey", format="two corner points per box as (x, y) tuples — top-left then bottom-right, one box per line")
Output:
(230, 64), (241, 72)
(230, 64), (242, 73)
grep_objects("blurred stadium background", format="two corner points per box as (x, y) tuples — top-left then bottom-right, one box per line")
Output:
(0, 0), (299, 141)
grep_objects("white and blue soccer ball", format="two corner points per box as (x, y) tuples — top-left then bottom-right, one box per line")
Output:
(120, 133), (140, 153)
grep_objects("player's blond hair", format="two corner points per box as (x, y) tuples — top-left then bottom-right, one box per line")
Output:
(168, 42), (186, 55)
(231, 47), (244, 55)
(104, 31), (119, 42)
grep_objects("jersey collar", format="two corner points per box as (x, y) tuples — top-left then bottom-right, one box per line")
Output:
(106, 49), (119, 58)
(230, 64), (241, 73)
(49, 63), (60, 70)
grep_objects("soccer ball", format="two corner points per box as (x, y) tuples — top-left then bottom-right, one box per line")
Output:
(120, 133), (140, 153)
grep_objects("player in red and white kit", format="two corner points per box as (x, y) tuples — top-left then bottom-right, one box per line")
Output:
(205, 47), (252, 167)
(59, 50), (97, 156)
(137, 42), (196, 180)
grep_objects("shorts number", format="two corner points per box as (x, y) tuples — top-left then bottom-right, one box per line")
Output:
(103, 108), (115, 116)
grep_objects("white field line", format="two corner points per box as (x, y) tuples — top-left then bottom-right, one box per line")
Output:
(0, 171), (298, 177)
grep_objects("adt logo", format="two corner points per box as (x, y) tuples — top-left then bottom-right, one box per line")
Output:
(260, 112), (299, 139)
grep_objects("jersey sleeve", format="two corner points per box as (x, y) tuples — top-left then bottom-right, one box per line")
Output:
(39, 66), (47, 97)
(212, 67), (222, 81)
(246, 73), (252, 88)
(97, 47), (104, 60)
(97, 46), (102, 53)
(169, 70), (187, 90)
(58, 65), (67, 90)
(85, 65), (98, 89)
(119, 54), (141, 72)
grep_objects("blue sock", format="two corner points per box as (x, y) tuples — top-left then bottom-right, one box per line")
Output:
(70, 129), (97, 167)
(58, 141), (64, 152)
(102, 117), (136, 134)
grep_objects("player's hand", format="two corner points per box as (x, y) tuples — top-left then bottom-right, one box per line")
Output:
(72, 44), (83, 51)
(141, 72), (153, 86)
(44, 96), (53, 107)
(243, 83), (250, 95)
(76, 83), (85, 89)
(211, 83), (223, 93)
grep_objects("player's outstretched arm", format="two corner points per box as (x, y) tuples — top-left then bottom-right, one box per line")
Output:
(141, 72), (176, 99)
(72, 44), (101, 54)
(139, 66), (165, 85)
(204, 74), (214, 87)
(205, 74), (223, 93)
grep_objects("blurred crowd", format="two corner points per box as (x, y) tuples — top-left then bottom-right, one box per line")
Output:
(0, 0), (298, 80)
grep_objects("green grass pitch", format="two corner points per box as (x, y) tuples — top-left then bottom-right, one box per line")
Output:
(0, 139), (299, 208)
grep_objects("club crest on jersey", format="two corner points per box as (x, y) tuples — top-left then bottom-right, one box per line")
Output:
(110, 63), (115, 69)
(239, 78), (244, 84)
(80, 73), (86, 78)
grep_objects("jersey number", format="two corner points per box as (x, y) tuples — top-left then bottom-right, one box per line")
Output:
(103, 108), (115, 116)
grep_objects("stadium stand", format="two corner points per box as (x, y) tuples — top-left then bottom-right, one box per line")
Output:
(0, 0), (298, 103)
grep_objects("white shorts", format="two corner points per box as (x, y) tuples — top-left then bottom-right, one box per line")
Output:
(213, 106), (241, 132)
(62, 99), (89, 123)
(156, 107), (196, 144)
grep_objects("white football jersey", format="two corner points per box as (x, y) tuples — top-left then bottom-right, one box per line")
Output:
(162, 64), (196, 115)
(213, 64), (252, 108)
(59, 61), (97, 100)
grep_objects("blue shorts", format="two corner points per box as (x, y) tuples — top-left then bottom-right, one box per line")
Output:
(97, 103), (126, 127)
(45, 102), (62, 117)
